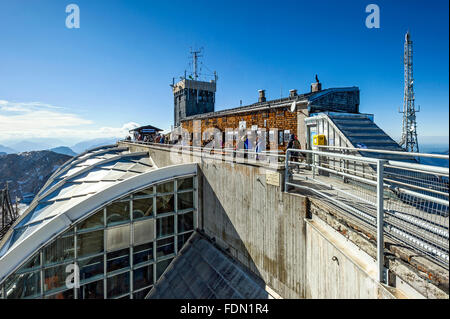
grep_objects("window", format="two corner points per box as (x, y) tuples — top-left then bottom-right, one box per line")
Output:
(156, 237), (174, 258)
(43, 235), (74, 265)
(133, 197), (153, 220)
(44, 264), (69, 292)
(133, 287), (152, 299)
(5, 271), (40, 299)
(106, 201), (130, 225)
(134, 186), (154, 197)
(178, 212), (194, 233)
(156, 258), (173, 279)
(17, 253), (40, 273)
(157, 216), (174, 238)
(177, 231), (193, 250)
(77, 230), (104, 258)
(178, 177), (193, 191)
(156, 195), (174, 214)
(78, 209), (104, 231)
(105, 224), (130, 252)
(178, 192), (193, 211)
(107, 248), (130, 273)
(107, 272), (130, 298)
(133, 265), (153, 290)
(156, 181), (174, 194)
(45, 289), (74, 299)
(79, 255), (104, 282)
(133, 242), (153, 265)
(78, 280), (104, 299)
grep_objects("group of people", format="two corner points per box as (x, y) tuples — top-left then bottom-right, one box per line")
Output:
(126, 133), (166, 144)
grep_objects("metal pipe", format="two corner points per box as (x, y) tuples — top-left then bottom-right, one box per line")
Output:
(317, 145), (449, 159)
(377, 160), (386, 283)
(284, 149), (290, 192)
(311, 163), (378, 186)
(388, 160), (449, 176)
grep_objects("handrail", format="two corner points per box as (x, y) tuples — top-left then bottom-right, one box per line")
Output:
(284, 148), (450, 274)
(317, 145), (449, 159)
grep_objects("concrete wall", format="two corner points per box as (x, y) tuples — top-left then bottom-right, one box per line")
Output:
(305, 215), (392, 298)
(119, 142), (398, 299)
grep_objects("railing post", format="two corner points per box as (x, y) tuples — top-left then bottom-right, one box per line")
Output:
(376, 159), (386, 283)
(312, 152), (316, 179)
(284, 149), (290, 192)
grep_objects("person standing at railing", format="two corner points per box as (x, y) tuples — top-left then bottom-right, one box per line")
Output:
(287, 134), (301, 162)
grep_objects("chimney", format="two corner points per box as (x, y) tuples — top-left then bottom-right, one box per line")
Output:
(258, 90), (266, 103)
(289, 89), (298, 98)
(311, 74), (322, 93)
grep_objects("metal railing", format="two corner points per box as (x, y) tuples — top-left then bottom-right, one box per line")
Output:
(120, 140), (287, 167)
(285, 148), (449, 281)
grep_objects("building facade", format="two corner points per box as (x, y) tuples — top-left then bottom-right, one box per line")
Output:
(179, 86), (360, 151)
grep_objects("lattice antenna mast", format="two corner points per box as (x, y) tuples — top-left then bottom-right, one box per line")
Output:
(400, 31), (420, 152)
(190, 48), (203, 80)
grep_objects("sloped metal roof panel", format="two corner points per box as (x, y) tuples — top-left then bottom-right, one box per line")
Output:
(147, 232), (270, 299)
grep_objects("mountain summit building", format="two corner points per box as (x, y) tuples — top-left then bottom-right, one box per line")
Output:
(172, 78), (217, 127)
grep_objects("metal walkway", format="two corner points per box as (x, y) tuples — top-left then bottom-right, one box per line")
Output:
(285, 148), (449, 274)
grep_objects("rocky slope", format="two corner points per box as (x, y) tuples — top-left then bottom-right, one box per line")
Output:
(0, 151), (72, 202)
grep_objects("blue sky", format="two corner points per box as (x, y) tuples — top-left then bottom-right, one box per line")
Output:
(0, 0), (448, 145)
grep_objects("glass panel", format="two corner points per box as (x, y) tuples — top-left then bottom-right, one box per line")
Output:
(177, 231), (193, 250)
(78, 209), (104, 231)
(77, 230), (104, 258)
(44, 235), (74, 265)
(133, 197), (153, 219)
(17, 253), (40, 273)
(177, 212), (194, 233)
(178, 192), (193, 210)
(157, 216), (174, 238)
(134, 186), (153, 197)
(156, 258), (173, 279)
(106, 201), (130, 225)
(133, 287), (152, 299)
(178, 177), (193, 191)
(133, 264), (153, 290)
(45, 289), (74, 299)
(133, 242), (153, 265)
(133, 219), (155, 245)
(156, 237), (174, 258)
(156, 195), (174, 214)
(107, 272), (130, 298)
(5, 271), (40, 299)
(156, 181), (174, 194)
(107, 248), (130, 273)
(44, 264), (70, 292)
(105, 224), (130, 252)
(78, 280), (104, 299)
(79, 255), (104, 282)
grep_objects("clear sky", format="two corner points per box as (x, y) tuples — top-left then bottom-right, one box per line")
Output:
(0, 0), (448, 145)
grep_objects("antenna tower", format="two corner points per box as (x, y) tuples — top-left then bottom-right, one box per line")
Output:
(399, 31), (420, 153)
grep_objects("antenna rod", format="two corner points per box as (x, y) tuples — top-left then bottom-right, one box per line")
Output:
(190, 48), (203, 80)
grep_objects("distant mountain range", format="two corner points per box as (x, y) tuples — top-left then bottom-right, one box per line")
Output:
(0, 144), (16, 154)
(49, 146), (77, 157)
(0, 137), (119, 155)
(0, 150), (72, 202)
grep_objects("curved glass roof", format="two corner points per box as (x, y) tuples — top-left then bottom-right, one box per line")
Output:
(0, 144), (197, 283)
